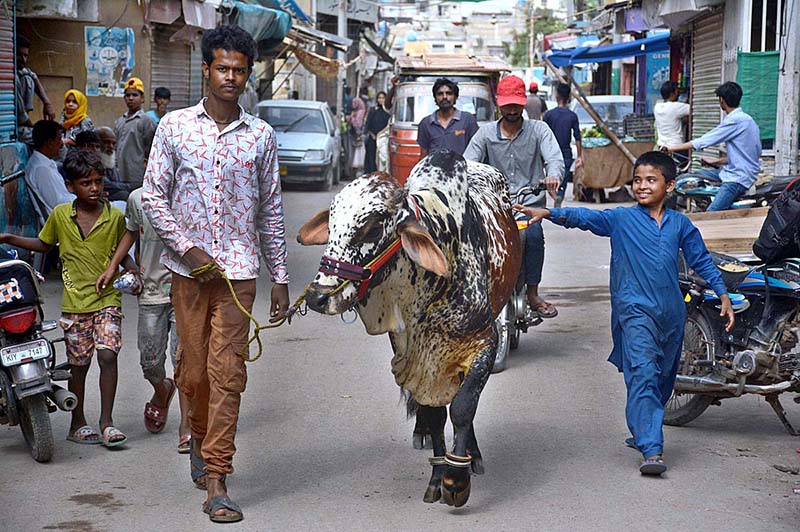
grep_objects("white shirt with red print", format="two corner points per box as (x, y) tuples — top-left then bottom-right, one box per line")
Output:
(142, 99), (289, 283)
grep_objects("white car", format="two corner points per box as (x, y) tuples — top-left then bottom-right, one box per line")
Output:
(257, 100), (342, 190)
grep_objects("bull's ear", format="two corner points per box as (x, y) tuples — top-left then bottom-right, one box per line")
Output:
(398, 221), (450, 278)
(297, 209), (330, 245)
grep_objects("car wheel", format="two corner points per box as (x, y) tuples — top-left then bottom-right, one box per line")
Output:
(320, 166), (333, 192)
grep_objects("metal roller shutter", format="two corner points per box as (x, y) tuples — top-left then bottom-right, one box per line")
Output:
(150, 23), (194, 112)
(691, 11), (724, 164)
(0, 2), (15, 143)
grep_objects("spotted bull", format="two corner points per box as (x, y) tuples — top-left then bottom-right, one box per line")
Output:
(297, 151), (521, 507)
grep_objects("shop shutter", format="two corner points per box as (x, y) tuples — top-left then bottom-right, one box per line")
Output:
(0, 3), (15, 143)
(150, 23), (195, 111)
(690, 11), (724, 164)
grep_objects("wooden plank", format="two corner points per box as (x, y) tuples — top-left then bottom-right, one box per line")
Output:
(686, 206), (769, 221)
(690, 208), (766, 253)
(701, 238), (758, 254)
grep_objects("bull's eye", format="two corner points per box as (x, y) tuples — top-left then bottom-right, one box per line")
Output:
(363, 225), (383, 242)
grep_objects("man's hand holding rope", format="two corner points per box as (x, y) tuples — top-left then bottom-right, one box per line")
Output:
(270, 284), (289, 323)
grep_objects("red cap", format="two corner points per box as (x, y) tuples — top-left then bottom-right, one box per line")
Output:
(497, 75), (527, 107)
(529, 81), (538, 92)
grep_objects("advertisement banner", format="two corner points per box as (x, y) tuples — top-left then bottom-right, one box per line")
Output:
(85, 26), (135, 97)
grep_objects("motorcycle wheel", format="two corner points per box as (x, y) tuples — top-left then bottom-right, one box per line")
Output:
(509, 323), (520, 350)
(18, 394), (54, 463)
(492, 303), (513, 373)
(664, 309), (717, 427)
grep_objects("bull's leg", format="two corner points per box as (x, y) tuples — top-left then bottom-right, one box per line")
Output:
(419, 405), (448, 503)
(412, 414), (432, 450)
(466, 424), (484, 475)
(441, 346), (493, 507)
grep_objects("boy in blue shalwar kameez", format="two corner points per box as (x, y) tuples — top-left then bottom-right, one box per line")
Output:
(515, 151), (735, 475)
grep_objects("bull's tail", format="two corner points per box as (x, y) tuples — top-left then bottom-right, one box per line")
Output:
(401, 388), (419, 419)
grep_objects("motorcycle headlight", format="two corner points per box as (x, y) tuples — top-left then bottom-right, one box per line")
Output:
(303, 150), (326, 161)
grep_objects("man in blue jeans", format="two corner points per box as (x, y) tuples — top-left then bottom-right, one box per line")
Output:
(664, 82), (761, 211)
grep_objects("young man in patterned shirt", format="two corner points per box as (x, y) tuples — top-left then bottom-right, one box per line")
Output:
(142, 25), (290, 523)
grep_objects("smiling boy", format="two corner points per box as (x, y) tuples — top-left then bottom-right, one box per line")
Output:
(0, 150), (139, 448)
(514, 151), (735, 475)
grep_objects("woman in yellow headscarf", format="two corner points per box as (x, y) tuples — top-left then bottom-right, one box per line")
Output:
(61, 89), (94, 146)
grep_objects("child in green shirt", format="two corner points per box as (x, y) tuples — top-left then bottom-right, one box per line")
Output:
(0, 150), (141, 447)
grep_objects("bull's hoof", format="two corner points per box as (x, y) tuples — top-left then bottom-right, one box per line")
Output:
(423, 484), (441, 503)
(470, 455), (485, 475)
(441, 468), (471, 508)
(412, 433), (433, 450)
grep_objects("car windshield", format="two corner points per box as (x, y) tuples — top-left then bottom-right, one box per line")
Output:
(394, 83), (493, 124)
(574, 101), (632, 124)
(259, 107), (327, 133)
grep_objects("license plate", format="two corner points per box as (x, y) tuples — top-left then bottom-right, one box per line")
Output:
(0, 339), (49, 367)
(279, 165), (287, 176)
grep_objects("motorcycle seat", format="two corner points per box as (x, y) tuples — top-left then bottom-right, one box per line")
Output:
(711, 253), (752, 291)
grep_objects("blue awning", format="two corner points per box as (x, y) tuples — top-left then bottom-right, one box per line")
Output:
(256, 0), (311, 23)
(233, 2), (292, 46)
(547, 33), (670, 67)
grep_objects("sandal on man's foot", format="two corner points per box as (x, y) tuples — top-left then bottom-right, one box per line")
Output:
(178, 434), (191, 454)
(624, 437), (639, 451)
(190, 443), (208, 490)
(101, 426), (128, 448)
(203, 496), (243, 523)
(529, 296), (558, 319)
(639, 456), (667, 476)
(66, 425), (102, 445)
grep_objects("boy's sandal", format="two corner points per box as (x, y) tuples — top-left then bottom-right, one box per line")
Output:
(102, 426), (128, 448)
(639, 456), (667, 476)
(203, 496), (243, 523)
(624, 437), (639, 451)
(178, 434), (191, 454)
(66, 425), (102, 445)
(144, 378), (176, 434)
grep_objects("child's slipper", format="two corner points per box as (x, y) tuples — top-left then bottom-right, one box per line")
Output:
(640, 456), (667, 476)
(178, 434), (191, 454)
(66, 425), (102, 444)
(102, 426), (128, 448)
(144, 378), (177, 434)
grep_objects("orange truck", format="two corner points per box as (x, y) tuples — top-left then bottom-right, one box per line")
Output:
(387, 55), (510, 185)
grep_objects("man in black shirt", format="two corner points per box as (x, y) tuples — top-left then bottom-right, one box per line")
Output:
(543, 83), (583, 208)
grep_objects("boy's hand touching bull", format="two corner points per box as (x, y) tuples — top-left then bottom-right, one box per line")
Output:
(512, 205), (550, 224)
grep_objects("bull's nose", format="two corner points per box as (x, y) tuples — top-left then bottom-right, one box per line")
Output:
(306, 289), (330, 312)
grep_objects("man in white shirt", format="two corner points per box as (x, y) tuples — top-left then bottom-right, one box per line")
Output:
(24, 120), (75, 223)
(653, 81), (690, 165)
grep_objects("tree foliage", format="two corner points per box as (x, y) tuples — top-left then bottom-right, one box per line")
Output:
(502, 8), (567, 67)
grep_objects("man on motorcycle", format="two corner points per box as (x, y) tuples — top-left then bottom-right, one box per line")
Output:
(464, 75), (563, 318)
(663, 82), (761, 211)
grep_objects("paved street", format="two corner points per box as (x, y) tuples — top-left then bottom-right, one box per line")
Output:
(1, 186), (798, 532)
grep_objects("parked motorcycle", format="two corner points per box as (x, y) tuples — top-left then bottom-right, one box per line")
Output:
(0, 170), (76, 462)
(669, 152), (796, 212)
(493, 184), (550, 373)
(666, 251), (800, 433)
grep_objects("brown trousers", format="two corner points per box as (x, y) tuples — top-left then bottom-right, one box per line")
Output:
(172, 274), (256, 478)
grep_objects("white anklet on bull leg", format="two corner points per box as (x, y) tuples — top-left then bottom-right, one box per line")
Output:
(444, 452), (472, 468)
(428, 456), (447, 466)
